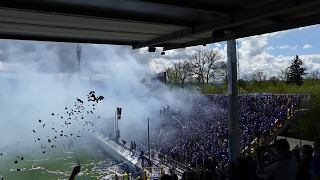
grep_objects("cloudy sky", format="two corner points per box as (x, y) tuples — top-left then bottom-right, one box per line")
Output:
(0, 24), (320, 80)
(149, 24), (320, 79)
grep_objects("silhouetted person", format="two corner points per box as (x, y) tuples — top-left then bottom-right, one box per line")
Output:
(115, 174), (119, 180)
(172, 173), (178, 180)
(234, 157), (259, 180)
(116, 130), (120, 142)
(296, 144), (314, 180)
(161, 174), (172, 180)
(185, 171), (197, 180)
(257, 139), (299, 180)
(123, 171), (128, 180)
(310, 137), (320, 180)
(69, 160), (80, 180)
(292, 148), (301, 164)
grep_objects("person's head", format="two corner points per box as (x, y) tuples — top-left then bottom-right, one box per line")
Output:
(314, 137), (320, 155)
(235, 157), (252, 180)
(204, 171), (213, 180)
(161, 174), (172, 180)
(292, 148), (301, 161)
(185, 171), (196, 180)
(302, 144), (313, 159)
(272, 139), (290, 157)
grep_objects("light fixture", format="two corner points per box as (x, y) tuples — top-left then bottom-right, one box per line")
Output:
(148, 47), (156, 52)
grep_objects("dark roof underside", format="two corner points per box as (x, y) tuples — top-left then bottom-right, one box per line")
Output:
(0, 0), (320, 50)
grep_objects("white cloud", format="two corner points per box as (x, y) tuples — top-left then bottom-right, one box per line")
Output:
(291, 45), (298, 50)
(0, 49), (3, 54)
(279, 45), (290, 49)
(236, 36), (282, 77)
(267, 46), (274, 50)
(0, 61), (4, 70)
(238, 35), (268, 56)
(297, 25), (318, 30)
(214, 43), (221, 47)
(149, 58), (175, 72)
(300, 55), (320, 69)
(303, 44), (312, 49)
(235, 36), (320, 78)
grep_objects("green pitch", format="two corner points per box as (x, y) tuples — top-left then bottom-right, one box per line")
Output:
(0, 137), (120, 180)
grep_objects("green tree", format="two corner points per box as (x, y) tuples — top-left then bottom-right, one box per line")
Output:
(174, 61), (192, 88)
(251, 70), (267, 82)
(166, 66), (180, 85)
(277, 68), (289, 81)
(217, 61), (228, 83)
(269, 76), (279, 86)
(238, 79), (247, 91)
(287, 55), (307, 86)
(190, 50), (220, 85)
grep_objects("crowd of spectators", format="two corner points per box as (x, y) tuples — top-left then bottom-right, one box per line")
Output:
(155, 137), (320, 180)
(155, 94), (299, 175)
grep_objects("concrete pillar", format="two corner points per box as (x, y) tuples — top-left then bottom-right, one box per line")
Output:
(227, 35), (240, 161)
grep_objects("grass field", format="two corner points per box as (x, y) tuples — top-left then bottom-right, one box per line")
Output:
(0, 136), (120, 180)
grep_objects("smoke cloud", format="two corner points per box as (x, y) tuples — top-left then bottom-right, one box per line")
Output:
(0, 39), (198, 155)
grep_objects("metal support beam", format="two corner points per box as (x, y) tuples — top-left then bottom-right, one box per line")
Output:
(133, 0), (320, 49)
(132, 17), (232, 49)
(227, 35), (240, 161)
(163, 13), (320, 50)
(132, 0), (231, 14)
(0, 1), (191, 26)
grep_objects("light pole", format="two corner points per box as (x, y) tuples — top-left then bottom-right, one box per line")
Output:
(115, 107), (122, 142)
(148, 118), (151, 165)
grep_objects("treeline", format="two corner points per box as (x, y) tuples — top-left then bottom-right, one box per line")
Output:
(167, 54), (313, 89)
(166, 50), (227, 88)
(165, 53), (319, 141)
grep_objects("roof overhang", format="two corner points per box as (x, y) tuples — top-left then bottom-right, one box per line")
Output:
(0, 0), (320, 50)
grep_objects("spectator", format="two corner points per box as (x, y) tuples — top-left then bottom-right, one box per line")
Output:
(123, 171), (128, 180)
(154, 94), (298, 173)
(234, 157), (259, 180)
(296, 144), (314, 180)
(256, 139), (299, 180)
(114, 174), (119, 180)
(292, 148), (301, 164)
(161, 174), (172, 180)
(310, 137), (320, 180)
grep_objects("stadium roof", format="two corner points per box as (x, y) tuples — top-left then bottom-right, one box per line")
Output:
(1, 0), (320, 51)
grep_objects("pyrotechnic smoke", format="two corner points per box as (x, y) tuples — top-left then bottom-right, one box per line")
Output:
(0, 40), (198, 156)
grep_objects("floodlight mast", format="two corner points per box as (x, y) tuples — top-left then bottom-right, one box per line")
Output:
(148, 118), (151, 164)
(76, 43), (81, 74)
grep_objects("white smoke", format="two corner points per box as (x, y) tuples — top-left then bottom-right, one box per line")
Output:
(0, 40), (198, 154)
